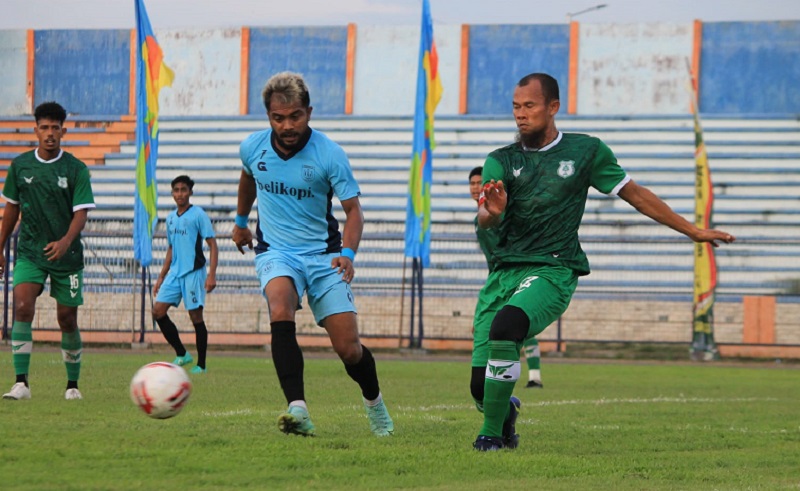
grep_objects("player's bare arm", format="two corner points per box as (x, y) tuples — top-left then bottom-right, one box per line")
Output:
(0, 202), (20, 275)
(477, 180), (506, 229)
(618, 179), (736, 247)
(233, 170), (256, 254)
(332, 196), (364, 284)
(206, 237), (218, 293)
(44, 208), (89, 261)
(154, 245), (173, 296)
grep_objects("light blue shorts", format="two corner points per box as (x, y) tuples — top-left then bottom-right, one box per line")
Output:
(254, 250), (357, 326)
(155, 268), (207, 311)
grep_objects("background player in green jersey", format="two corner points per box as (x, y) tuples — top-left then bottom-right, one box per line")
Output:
(0, 101), (96, 401)
(469, 166), (542, 414)
(472, 74), (736, 451)
(153, 175), (218, 374)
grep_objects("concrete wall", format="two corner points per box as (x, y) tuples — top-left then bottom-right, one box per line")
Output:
(0, 30), (29, 115)
(158, 28), (243, 116)
(352, 25), (461, 115)
(577, 23), (694, 115)
(34, 29), (130, 115)
(1, 21), (798, 117)
(466, 24), (571, 115)
(247, 26), (348, 115)
(700, 21), (800, 114)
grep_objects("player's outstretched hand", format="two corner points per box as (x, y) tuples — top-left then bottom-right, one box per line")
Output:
(331, 255), (355, 283)
(0, 251), (6, 275)
(232, 225), (253, 254)
(693, 229), (736, 248)
(482, 179), (507, 217)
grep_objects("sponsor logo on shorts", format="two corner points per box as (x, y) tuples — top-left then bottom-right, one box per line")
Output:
(513, 276), (539, 295)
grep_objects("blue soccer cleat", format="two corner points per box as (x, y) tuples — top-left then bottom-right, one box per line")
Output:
(278, 405), (316, 436)
(502, 396), (521, 449)
(172, 352), (194, 367)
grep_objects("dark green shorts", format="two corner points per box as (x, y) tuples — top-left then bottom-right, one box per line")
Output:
(472, 265), (577, 367)
(13, 258), (84, 307)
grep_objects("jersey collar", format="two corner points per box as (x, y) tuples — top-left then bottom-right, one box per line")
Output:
(34, 148), (64, 163)
(521, 131), (563, 152)
(271, 128), (313, 161)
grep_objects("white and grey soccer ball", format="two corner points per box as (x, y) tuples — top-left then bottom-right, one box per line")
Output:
(130, 362), (192, 419)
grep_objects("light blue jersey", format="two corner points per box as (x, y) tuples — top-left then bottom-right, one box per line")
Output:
(165, 205), (216, 277)
(239, 129), (361, 256)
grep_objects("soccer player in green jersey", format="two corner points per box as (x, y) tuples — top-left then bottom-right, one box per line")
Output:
(469, 166), (542, 414)
(472, 74), (735, 451)
(0, 101), (96, 401)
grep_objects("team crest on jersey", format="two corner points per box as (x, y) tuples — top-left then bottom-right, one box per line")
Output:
(302, 165), (315, 182)
(57, 176), (68, 189)
(557, 160), (575, 179)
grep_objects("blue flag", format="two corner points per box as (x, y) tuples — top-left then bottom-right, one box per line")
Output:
(404, 0), (443, 267)
(133, 0), (173, 267)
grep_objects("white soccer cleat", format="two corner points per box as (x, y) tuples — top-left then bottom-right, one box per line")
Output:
(65, 388), (83, 400)
(3, 382), (31, 400)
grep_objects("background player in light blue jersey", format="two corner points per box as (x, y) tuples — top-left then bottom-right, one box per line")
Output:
(232, 72), (394, 437)
(153, 175), (218, 374)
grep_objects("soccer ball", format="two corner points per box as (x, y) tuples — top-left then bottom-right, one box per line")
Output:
(130, 362), (192, 419)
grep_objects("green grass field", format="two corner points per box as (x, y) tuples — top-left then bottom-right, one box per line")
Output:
(1, 349), (799, 490)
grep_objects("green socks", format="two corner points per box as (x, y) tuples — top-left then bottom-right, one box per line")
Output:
(523, 338), (541, 370)
(479, 340), (520, 437)
(61, 330), (82, 383)
(11, 321), (32, 377)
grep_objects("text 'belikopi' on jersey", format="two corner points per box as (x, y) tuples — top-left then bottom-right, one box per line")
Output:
(2, 150), (95, 272)
(482, 132), (629, 276)
(239, 129), (361, 256)
(165, 205), (216, 277)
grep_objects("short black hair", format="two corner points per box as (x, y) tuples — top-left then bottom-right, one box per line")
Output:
(469, 166), (483, 180)
(517, 73), (560, 103)
(171, 175), (195, 190)
(34, 101), (67, 125)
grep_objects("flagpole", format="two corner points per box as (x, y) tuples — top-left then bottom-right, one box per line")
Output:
(685, 58), (718, 361)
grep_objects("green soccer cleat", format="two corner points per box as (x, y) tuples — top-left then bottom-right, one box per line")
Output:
(172, 353), (194, 367)
(189, 366), (207, 374)
(364, 399), (394, 437)
(278, 405), (316, 436)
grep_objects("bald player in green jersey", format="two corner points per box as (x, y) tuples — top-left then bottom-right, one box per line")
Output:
(0, 101), (95, 401)
(472, 73), (736, 451)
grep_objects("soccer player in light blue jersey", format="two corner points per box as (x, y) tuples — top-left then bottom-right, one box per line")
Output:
(153, 175), (218, 374)
(232, 72), (393, 438)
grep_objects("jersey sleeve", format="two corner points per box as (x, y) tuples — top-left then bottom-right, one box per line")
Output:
(2, 162), (19, 204)
(327, 143), (361, 201)
(481, 155), (504, 185)
(590, 140), (629, 196)
(239, 135), (256, 176)
(198, 209), (216, 239)
(72, 166), (96, 211)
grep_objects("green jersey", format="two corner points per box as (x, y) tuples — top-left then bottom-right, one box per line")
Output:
(474, 214), (500, 271)
(482, 132), (627, 276)
(3, 149), (95, 272)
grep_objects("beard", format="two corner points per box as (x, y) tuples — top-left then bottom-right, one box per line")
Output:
(515, 129), (548, 150)
(275, 132), (302, 151)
